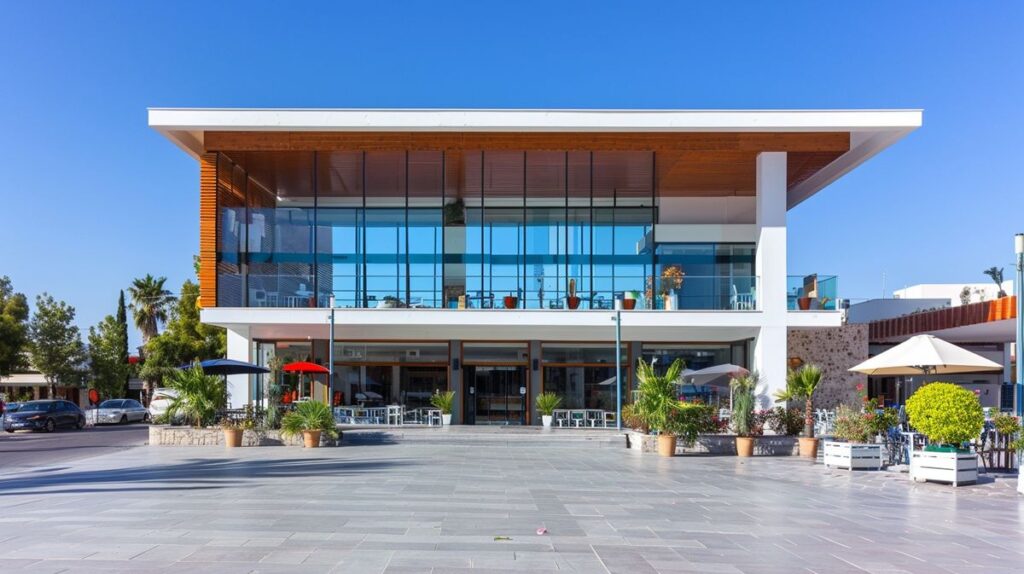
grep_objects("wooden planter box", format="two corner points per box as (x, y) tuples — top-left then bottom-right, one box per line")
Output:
(909, 450), (977, 487)
(823, 441), (883, 470)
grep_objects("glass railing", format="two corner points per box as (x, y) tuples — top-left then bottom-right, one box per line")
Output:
(787, 274), (838, 311)
(218, 273), (760, 311)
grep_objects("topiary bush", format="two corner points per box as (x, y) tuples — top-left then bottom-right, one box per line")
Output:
(905, 382), (984, 447)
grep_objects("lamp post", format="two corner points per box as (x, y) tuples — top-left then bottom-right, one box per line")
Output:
(1015, 234), (1023, 416)
(328, 294), (336, 407)
(613, 310), (622, 430)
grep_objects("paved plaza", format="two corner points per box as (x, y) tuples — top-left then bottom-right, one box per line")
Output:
(0, 438), (1022, 573)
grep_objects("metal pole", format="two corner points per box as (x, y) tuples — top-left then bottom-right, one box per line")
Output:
(614, 310), (622, 430)
(1015, 233), (1023, 416)
(328, 294), (336, 407)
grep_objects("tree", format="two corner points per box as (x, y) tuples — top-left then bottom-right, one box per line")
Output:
(0, 276), (30, 378)
(983, 267), (1007, 298)
(116, 290), (130, 390)
(775, 364), (823, 438)
(139, 280), (225, 387)
(127, 274), (175, 344)
(88, 315), (130, 400)
(28, 294), (86, 396)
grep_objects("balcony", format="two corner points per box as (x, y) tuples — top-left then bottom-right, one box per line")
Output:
(787, 274), (839, 311)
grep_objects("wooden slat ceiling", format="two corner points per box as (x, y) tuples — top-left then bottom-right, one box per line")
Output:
(212, 131), (849, 197)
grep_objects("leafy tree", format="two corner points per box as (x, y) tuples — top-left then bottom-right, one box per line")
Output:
(116, 290), (130, 390)
(983, 267), (1007, 298)
(139, 280), (225, 386)
(127, 274), (175, 344)
(0, 276), (30, 378)
(28, 294), (86, 396)
(88, 315), (130, 400)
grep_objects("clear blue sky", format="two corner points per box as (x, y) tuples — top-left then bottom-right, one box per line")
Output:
(1, 1), (1021, 348)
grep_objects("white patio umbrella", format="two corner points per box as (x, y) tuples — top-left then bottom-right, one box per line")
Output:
(848, 334), (1002, 376)
(682, 364), (749, 384)
(849, 334), (1002, 405)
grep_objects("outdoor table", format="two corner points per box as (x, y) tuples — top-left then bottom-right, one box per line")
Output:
(584, 409), (606, 428)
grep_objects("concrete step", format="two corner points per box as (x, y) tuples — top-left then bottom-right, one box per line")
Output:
(341, 427), (626, 448)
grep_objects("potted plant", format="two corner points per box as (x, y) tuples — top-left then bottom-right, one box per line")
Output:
(797, 294), (812, 310)
(660, 265), (684, 311)
(905, 382), (983, 486)
(443, 198), (466, 225)
(622, 290), (639, 310)
(565, 278), (581, 309)
(824, 405), (884, 470)
(1006, 419), (1024, 494)
(774, 364), (823, 458)
(221, 417), (243, 448)
(730, 373), (760, 457)
(535, 392), (562, 427)
(280, 400), (339, 448)
(430, 390), (455, 425)
(634, 358), (687, 457)
(503, 292), (519, 309)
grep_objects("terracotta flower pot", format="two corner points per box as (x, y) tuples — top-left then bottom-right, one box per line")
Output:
(622, 299), (637, 310)
(657, 435), (677, 457)
(736, 436), (754, 457)
(503, 296), (518, 309)
(797, 297), (811, 310)
(798, 437), (819, 459)
(566, 296), (581, 309)
(302, 430), (322, 448)
(223, 428), (243, 448)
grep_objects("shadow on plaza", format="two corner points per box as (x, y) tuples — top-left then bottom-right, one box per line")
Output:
(0, 455), (411, 496)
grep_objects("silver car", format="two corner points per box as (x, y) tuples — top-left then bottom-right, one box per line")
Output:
(95, 399), (150, 425)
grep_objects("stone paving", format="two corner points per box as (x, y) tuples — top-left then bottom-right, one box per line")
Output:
(0, 441), (1022, 573)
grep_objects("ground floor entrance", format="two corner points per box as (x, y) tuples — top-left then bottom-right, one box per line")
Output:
(463, 366), (527, 425)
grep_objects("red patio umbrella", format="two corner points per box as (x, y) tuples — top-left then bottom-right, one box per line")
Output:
(282, 362), (330, 401)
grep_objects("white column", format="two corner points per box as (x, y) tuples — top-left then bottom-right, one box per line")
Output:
(753, 152), (788, 405)
(225, 326), (252, 409)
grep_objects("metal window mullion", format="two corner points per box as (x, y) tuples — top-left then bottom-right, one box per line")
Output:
(312, 151), (319, 307)
(361, 151), (367, 308)
(405, 150), (410, 304)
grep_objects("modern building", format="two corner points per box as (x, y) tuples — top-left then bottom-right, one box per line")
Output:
(150, 108), (921, 423)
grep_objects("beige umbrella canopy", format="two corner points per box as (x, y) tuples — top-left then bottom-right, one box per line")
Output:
(849, 334), (1002, 376)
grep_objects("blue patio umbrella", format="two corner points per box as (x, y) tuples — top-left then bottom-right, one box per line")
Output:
(179, 358), (270, 375)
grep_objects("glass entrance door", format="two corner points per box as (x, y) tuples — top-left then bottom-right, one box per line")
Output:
(464, 366), (526, 425)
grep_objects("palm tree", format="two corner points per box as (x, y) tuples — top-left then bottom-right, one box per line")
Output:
(775, 364), (823, 438)
(127, 274), (175, 344)
(983, 267), (1007, 298)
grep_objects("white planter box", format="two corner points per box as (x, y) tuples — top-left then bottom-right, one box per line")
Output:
(823, 441), (883, 470)
(910, 450), (977, 487)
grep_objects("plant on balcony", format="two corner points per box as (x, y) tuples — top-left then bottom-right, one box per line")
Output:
(535, 392), (562, 427)
(443, 198), (465, 226)
(659, 265), (684, 310)
(503, 292), (519, 309)
(622, 290), (639, 310)
(983, 266), (1007, 298)
(430, 389), (455, 425)
(774, 364), (823, 458)
(280, 400), (338, 448)
(730, 372), (760, 456)
(566, 278), (580, 309)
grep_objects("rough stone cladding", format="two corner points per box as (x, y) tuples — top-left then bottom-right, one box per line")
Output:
(787, 324), (868, 410)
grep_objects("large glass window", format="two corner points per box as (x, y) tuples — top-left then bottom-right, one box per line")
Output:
(542, 344), (628, 411)
(654, 243), (756, 310)
(332, 342), (449, 408)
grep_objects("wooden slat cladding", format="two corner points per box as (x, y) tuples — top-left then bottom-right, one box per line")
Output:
(868, 296), (1018, 342)
(198, 153), (217, 308)
(205, 131), (850, 154)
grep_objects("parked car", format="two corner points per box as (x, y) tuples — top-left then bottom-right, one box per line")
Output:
(148, 388), (178, 421)
(95, 399), (150, 425)
(3, 400), (86, 433)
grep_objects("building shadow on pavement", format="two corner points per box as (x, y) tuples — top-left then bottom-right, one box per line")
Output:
(0, 456), (411, 496)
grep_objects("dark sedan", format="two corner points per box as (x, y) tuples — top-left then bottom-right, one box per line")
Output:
(3, 400), (86, 433)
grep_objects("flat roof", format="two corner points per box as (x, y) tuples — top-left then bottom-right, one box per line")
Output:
(149, 107), (921, 207)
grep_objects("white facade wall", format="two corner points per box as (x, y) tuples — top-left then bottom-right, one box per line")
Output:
(893, 282), (1014, 307)
(753, 152), (789, 404)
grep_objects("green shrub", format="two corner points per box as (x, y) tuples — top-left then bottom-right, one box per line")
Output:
(833, 404), (872, 443)
(765, 407), (804, 436)
(280, 400), (338, 440)
(992, 412), (1020, 437)
(165, 362), (227, 427)
(535, 392), (562, 416)
(730, 373), (759, 437)
(905, 382), (984, 446)
(429, 390), (455, 414)
(664, 403), (718, 446)
(621, 404), (647, 433)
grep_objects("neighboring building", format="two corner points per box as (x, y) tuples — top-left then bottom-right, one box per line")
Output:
(150, 108), (921, 422)
(848, 285), (1017, 410)
(893, 281), (1013, 307)
(0, 371), (86, 406)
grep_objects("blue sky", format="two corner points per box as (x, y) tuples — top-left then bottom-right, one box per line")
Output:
(1, 1), (1021, 347)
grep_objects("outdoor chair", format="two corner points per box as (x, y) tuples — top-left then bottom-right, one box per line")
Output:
(552, 410), (569, 427)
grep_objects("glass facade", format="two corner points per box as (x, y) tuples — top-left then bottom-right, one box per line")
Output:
(214, 150), (759, 310)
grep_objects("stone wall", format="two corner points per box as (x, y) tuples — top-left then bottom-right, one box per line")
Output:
(148, 425), (340, 447)
(787, 324), (868, 410)
(626, 432), (798, 456)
